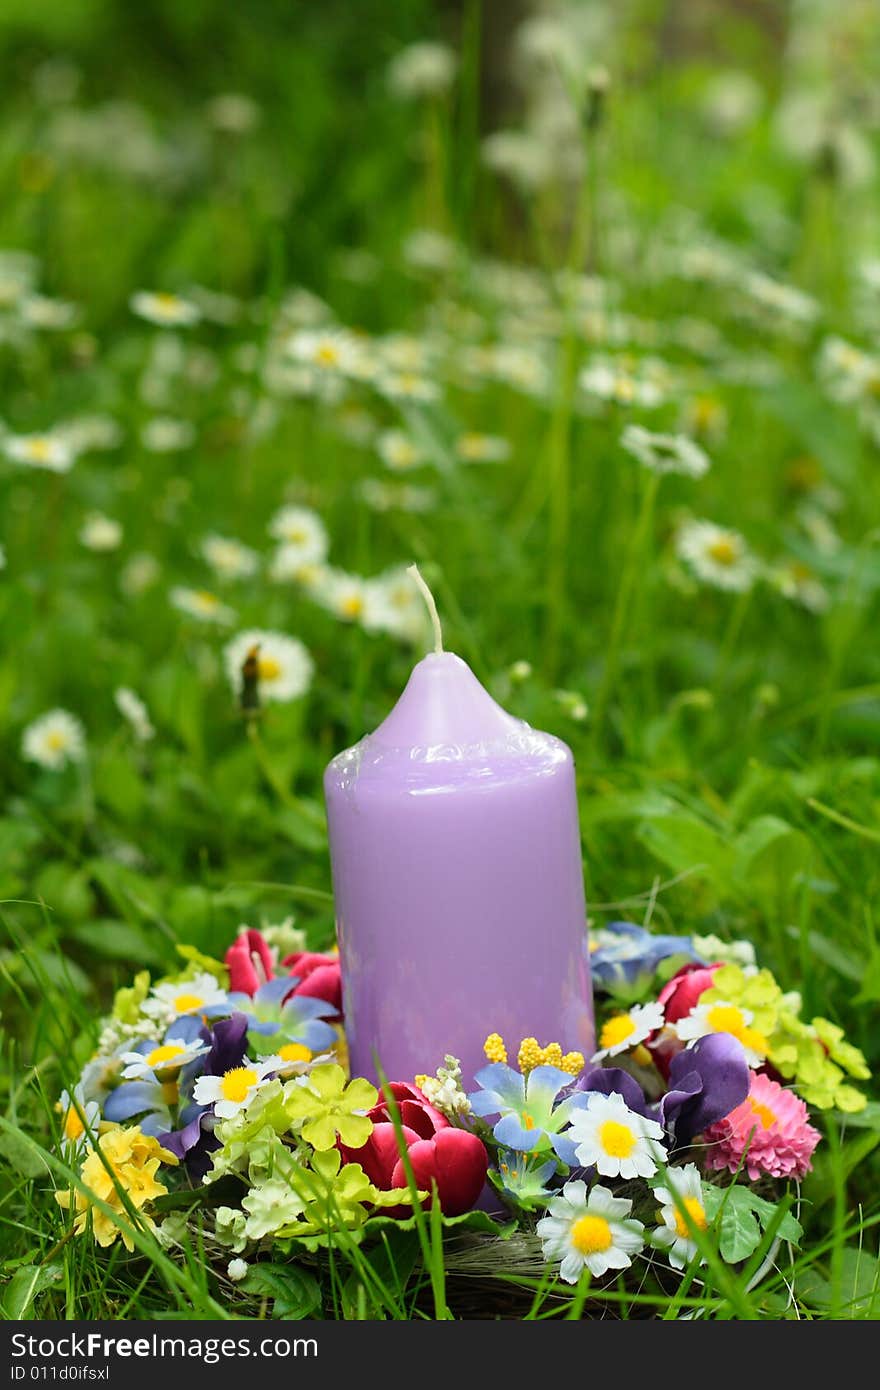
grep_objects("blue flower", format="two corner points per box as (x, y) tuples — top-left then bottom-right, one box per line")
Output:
(589, 921), (699, 991)
(226, 976), (338, 1054)
(469, 1063), (590, 1162)
(103, 1016), (206, 1136)
(492, 1149), (559, 1208)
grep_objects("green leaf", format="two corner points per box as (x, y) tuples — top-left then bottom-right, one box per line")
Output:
(1, 1262), (62, 1319)
(702, 1185), (802, 1264)
(239, 1263), (322, 1318)
(798, 1248), (880, 1317)
(733, 815), (812, 903)
(341, 1230), (421, 1317)
(70, 919), (166, 967)
(0, 1126), (50, 1179)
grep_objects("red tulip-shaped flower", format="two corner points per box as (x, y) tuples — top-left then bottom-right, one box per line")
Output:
(225, 929), (276, 997)
(658, 962), (723, 1024)
(339, 1082), (487, 1217)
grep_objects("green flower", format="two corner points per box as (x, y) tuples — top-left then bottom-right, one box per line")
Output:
(703, 965), (784, 1038)
(112, 970), (151, 1024)
(214, 1206), (248, 1253)
(285, 1064), (377, 1150)
(242, 1177), (308, 1239)
(209, 1079), (303, 1179)
(770, 1011), (869, 1112)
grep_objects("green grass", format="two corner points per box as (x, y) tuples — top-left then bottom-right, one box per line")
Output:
(2, 0), (880, 1319)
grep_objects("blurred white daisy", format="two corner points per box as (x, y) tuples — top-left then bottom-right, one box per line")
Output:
(22, 709), (86, 770)
(206, 93), (261, 135)
(387, 42), (457, 101)
(376, 371), (440, 404)
(286, 328), (362, 376)
(377, 429), (425, 472)
(402, 228), (460, 273)
(201, 533), (260, 581)
(769, 559), (829, 614)
(223, 629), (314, 704)
(620, 425), (709, 479)
(361, 568), (430, 643)
(20, 295), (78, 331)
(580, 355), (667, 408)
(267, 505), (328, 565)
(455, 432), (511, 463)
(568, 1093), (665, 1180)
(314, 569), (369, 623)
(4, 431), (75, 473)
(652, 1163), (709, 1270)
(120, 552), (160, 597)
(114, 687), (155, 742)
(170, 587), (236, 625)
(537, 1180), (646, 1284)
(130, 291), (201, 327)
(141, 417), (196, 452)
(676, 519), (758, 592)
(59, 415), (122, 453)
(79, 513), (123, 552)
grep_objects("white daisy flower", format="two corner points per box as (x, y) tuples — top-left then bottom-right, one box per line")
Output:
(377, 429), (425, 472)
(592, 1001), (665, 1061)
(119, 1035), (208, 1080)
(223, 629), (314, 704)
(676, 518), (758, 592)
(22, 709), (86, 771)
(361, 568), (430, 643)
(402, 228), (460, 273)
(769, 559), (829, 614)
(267, 506), (328, 566)
(141, 417), (196, 452)
(580, 356), (667, 408)
(567, 1092), (665, 1180)
(193, 1057), (279, 1119)
(170, 586), (236, 625)
(620, 425), (710, 479)
(201, 533), (260, 581)
(207, 93), (261, 135)
(114, 687), (155, 743)
(376, 371), (440, 404)
(675, 1000), (767, 1066)
(286, 328), (362, 376)
(143, 973), (229, 1025)
(263, 1042), (335, 1076)
(120, 552), (160, 597)
(387, 42), (457, 101)
(130, 291), (201, 327)
(454, 432), (511, 464)
(537, 1180), (646, 1284)
(313, 569), (373, 624)
(20, 295), (78, 331)
(79, 513), (122, 552)
(57, 1086), (100, 1155)
(4, 432), (75, 473)
(59, 415), (122, 453)
(652, 1163), (710, 1270)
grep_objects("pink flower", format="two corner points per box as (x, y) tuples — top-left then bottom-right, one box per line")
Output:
(225, 929), (275, 996)
(282, 950), (343, 1019)
(702, 1071), (820, 1181)
(659, 962), (723, 1024)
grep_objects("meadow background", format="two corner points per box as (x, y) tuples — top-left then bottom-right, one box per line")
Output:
(1, 0), (880, 1318)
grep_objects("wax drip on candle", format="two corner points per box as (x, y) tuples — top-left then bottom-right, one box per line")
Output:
(407, 563), (444, 654)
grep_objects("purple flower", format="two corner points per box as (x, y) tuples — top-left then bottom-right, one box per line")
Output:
(159, 1013), (250, 1175)
(659, 1033), (750, 1147)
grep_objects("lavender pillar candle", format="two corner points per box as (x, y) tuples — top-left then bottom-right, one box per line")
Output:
(324, 570), (593, 1088)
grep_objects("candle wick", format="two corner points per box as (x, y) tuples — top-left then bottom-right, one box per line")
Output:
(407, 563), (444, 654)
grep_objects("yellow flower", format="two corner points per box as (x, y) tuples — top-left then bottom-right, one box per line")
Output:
(55, 1126), (177, 1250)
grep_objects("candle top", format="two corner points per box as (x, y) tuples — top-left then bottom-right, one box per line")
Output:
(327, 650), (570, 794)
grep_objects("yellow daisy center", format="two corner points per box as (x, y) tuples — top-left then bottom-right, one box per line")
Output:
(599, 1119), (637, 1159)
(155, 293), (180, 311)
(196, 590), (219, 608)
(26, 438), (51, 461)
(146, 1043), (186, 1068)
(278, 1042), (312, 1064)
(258, 655), (282, 681)
(600, 1015), (637, 1050)
(673, 1196), (707, 1238)
(315, 343), (340, 367)
(63, 1107), (85, 1141)
(708, 538), (737, 565)
(220, 1067), (258, 1103)
(749, 1097), (777, 1130)
(341, 594), (364, 618)
(46, 730), (67, 751)
(173, 992), (204, 1013)
(571, 1214), (613, 1255)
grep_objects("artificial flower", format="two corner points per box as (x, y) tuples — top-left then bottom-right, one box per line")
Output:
(57, 1086), (100, 1155)
(659, 962), (723, 1024)
(227, 975), (338, 1054)
(567, 1092), (665, 1179)
(191, 1052), (279, 1119)
(592, 1001), (665, 1061)
(469, 1063), (590, 1162)
(493, 1150), (558, 1208)
(143, 973), (229, 1025)
(118, 1024), (207, 1081)
(55, 1126), (177, 1251)
(225, 929), (276, 995)
(658, 1033), (750, 1146)
(652, 1163), (710, 1269)
(282, 950), (343, 1017)
(588, 921), (698, 990)
(676, 1000), (768, 1067)
(537, 1181), (646, 1283)
(284, 1063), (377, 1150)
(702, 1071), (821, 1180)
